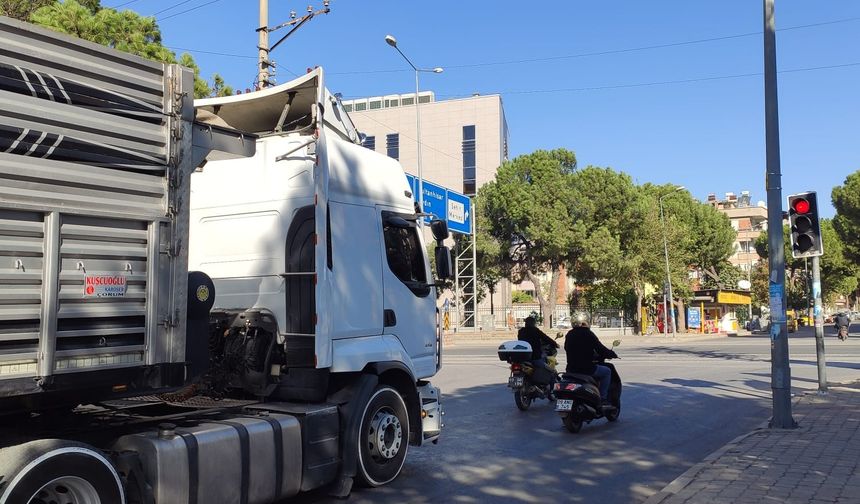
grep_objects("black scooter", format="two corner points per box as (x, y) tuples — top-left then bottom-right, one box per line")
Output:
(553, 340), (622, 433)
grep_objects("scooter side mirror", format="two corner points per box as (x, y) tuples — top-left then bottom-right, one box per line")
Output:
(611, 340), (621, 348)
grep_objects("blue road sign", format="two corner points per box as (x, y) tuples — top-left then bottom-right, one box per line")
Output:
(419, 180), (447, 224)
(405, 174), (472, 234)
(446, 190), (472, 234)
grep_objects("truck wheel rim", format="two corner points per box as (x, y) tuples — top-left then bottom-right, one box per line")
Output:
(369, 408), (403, 460)
(29, 476), (101, 504)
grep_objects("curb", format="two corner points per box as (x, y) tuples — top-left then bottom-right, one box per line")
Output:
(641, 386), (848, 504)
(642, 422), (769, 504)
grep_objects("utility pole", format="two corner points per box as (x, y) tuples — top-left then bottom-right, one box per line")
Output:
(257, 0), (269, 88)
(257, 1), (331, 89)
(763, 0), (796, 429)
(812, 256), (827, 393)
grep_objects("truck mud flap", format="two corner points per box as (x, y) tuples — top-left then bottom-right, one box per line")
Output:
(321, 373), (379, 497)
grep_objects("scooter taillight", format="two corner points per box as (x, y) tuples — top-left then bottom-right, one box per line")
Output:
(510, 363), (522, 372)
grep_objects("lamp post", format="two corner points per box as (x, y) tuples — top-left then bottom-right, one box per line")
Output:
(385, 34), (443, 227)
(660, 186), (685, 338)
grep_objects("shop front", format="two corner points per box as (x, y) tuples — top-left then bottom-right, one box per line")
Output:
(690, 289), (752, 333)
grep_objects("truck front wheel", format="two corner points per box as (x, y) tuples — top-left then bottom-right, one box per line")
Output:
(356, 386), (410, 487)
(0, 440), (124, 504)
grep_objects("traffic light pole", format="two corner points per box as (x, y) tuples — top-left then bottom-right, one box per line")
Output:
(763, 0), (796, 429)
(812, 256), (828, 394)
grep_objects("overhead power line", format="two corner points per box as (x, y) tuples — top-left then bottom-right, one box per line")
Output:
(453, 61), (860, 97)
(329, 15), (860, 76)
(152, 0), (196, 16)
(111, 0), (143, 8)
(167, 46), (256, 59)
(158, 0), (222, 21)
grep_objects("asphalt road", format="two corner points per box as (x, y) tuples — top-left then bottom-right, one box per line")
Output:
(293, 325), (860, 504)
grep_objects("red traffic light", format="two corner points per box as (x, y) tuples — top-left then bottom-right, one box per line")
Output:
(792, 198), (810, 215)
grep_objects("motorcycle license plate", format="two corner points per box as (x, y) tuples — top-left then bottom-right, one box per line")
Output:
(508, 376), (524, 388)
(555, 399), (573, 411)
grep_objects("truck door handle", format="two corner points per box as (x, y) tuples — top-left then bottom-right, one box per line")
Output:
(384, 309), (397, 327)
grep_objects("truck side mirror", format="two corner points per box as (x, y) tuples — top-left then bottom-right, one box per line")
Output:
(435, 246), (452, 280)
(430, 220), (449, 242)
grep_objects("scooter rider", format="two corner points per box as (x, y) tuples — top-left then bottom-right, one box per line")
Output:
(517, 316), (559, 363)
(564, 320), (617, 406)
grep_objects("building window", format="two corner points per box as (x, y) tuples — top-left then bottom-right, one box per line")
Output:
(401, 97), (414, 106)
(354, 102), (367, 111)
(343, 103), (353, 112)
(386, 133), (399, 160)
(462, 125), (476, 195)
(369, 100), (382, 110)
(362, 135), (375, 151)
(385, 99), (399, 108)
(418, 95), (431, 104)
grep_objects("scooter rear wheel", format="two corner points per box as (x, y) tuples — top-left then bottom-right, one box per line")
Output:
(514, 388), (532, 411)
(563, 414), (583, 433)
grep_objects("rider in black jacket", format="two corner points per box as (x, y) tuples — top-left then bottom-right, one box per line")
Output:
(564, 321), (617, 404)
(517, 316), (558, 361)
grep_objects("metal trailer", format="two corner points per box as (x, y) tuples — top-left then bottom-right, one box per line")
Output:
(0, 16), (446, 504)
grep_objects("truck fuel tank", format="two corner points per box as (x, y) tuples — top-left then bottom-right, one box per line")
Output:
(112, 412), (303, 503)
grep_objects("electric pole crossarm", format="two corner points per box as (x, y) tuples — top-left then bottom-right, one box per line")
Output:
(257, 1), (331, 89)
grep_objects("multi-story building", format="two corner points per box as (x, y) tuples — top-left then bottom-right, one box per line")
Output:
(341, 91), (508, 196)
(342, 91), (511, 325)
(706, 191), (768, 271)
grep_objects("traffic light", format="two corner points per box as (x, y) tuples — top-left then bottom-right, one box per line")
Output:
(787, 191), (823, 258)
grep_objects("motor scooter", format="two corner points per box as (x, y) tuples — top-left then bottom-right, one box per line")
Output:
(554, 339), (622, 433)
(498, 340), (558, 411)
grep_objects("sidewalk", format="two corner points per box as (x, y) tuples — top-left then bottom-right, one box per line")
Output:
(645, 381), (860, 504)
(443, 328), (738, 346)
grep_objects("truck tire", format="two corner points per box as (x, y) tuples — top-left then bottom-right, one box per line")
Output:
(0, 440), (124, 504)
(356, 386), (410, 487)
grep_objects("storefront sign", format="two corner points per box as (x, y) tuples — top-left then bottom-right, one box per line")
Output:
(717, 291), (751, 305)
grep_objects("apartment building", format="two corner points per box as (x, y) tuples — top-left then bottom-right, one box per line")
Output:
(707, 191), (768, 271)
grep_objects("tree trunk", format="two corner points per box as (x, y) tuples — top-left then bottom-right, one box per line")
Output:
(527, 267), (560, 328)
(674, 298), (687, 332)
(547, 269), (560, 327)
(634, 285), (643, 335)
(489, 285), (496, 314)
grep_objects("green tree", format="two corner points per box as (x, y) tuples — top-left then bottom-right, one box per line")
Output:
(756, 221), (858, 309)
(511, 291), (534, 304)
(29, 0), (229, 99)
(750, 260), (768, 314)
(478, 148), (578, 321)
(819, 219), (859, 303)
(472, 195), (507, 313)
(755, 226), (809, 311)
(833, 170), (860, 264)
(1, 0), (55, 20)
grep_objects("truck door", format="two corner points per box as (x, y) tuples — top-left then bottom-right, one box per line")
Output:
(379, 211), (436, 378)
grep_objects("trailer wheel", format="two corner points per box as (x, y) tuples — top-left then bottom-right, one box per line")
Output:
(356, 386), (410, 487)
(0, 440), (124, 504)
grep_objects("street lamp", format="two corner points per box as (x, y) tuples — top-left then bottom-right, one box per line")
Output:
(385, 34), (443, 227)
(660, 185), (685, 338)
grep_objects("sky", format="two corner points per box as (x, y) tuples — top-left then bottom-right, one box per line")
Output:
(112, 0), (860, 217)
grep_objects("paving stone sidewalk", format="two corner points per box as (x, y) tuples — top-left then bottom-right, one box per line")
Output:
(645, 381), (860, 504)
